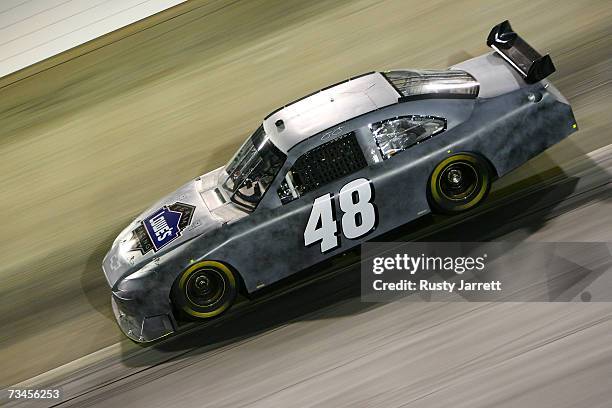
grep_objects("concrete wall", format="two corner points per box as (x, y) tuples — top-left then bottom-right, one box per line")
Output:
(0, 0), (186, 79)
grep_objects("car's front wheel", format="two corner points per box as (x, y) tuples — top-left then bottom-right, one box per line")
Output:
(428, 153), (492, 214)
(172, 260), (238, 319)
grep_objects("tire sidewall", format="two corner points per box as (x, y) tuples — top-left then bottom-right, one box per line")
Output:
(173, 260), (237, 319)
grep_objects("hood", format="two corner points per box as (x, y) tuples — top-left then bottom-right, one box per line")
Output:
(102, 167), (247, 288)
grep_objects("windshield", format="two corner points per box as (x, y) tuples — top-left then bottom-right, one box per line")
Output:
(223, 126), (286, 210)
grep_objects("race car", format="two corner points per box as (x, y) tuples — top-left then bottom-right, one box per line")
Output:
(103, 20), (577, 342)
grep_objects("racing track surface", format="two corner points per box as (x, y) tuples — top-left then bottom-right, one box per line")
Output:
(11, 145), (611, 408)
(0, 0), (610, 405)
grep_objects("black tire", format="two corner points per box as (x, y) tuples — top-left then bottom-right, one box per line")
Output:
(428, 153), (492, 214)
(172, 261), (238, 319)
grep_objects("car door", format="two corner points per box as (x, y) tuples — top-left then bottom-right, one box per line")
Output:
(277, 128), (378, 255)
(262, 114), (450, 278)
(201, 126), (377, 291)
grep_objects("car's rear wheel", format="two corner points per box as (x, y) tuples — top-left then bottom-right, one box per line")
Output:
(428, 153), (492, 214)
(173, 260), (238, 319)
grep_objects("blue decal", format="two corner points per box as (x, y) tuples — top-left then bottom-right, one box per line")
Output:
(143, 206), (183, 251)
(130, 202), (196, 254)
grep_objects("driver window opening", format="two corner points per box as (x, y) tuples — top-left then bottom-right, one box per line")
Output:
(278, 132), (367, 204)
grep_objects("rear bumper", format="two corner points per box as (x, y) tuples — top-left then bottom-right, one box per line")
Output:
(111, 294), (177, 343)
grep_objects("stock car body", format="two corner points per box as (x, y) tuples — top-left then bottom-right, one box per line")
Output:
(103, 21), (577, 342)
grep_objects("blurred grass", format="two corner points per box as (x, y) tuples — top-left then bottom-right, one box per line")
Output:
(0, 0), (610, 386)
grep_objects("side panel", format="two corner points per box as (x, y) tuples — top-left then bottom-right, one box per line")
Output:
(169, 82), (576, 294)
(451, 83), (576, 177)
(181, 100), (475, 292)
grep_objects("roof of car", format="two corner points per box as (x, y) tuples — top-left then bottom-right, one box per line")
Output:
(263, 72), (400, 153)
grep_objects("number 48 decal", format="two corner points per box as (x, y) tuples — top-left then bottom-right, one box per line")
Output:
(304, 178), (377, 253)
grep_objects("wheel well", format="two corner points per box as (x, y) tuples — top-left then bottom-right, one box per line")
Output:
(222, 261), (249, 296)
(472, 152), (499, 180)
(434, 151), (499, 179)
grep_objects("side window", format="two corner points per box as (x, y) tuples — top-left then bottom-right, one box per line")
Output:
(370, 115), (446, 160)
(277, 132), (367, 204)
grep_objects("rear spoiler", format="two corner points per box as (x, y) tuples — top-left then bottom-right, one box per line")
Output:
(487, 20), (555, 84)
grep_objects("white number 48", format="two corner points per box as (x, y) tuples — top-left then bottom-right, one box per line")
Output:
(304, 178), (377, 253)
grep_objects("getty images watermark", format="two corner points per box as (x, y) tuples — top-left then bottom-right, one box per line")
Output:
(361, 242), (612, 302)
(372, 252), (500, 292)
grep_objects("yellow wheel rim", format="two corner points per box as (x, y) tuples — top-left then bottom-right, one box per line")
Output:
(178, 260), (236, 318)
(430, 153), (489, 211)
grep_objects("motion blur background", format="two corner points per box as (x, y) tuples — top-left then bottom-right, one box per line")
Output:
(0, 1), (610, 407)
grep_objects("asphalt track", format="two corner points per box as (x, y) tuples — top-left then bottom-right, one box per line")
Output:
(6, 144), (610, 408)
(0, 0), (611, 405)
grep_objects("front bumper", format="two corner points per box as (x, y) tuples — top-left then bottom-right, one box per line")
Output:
(111, 294), (177, 343)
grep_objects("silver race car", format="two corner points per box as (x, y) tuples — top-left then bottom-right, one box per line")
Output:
(103, 21), (577, 342)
